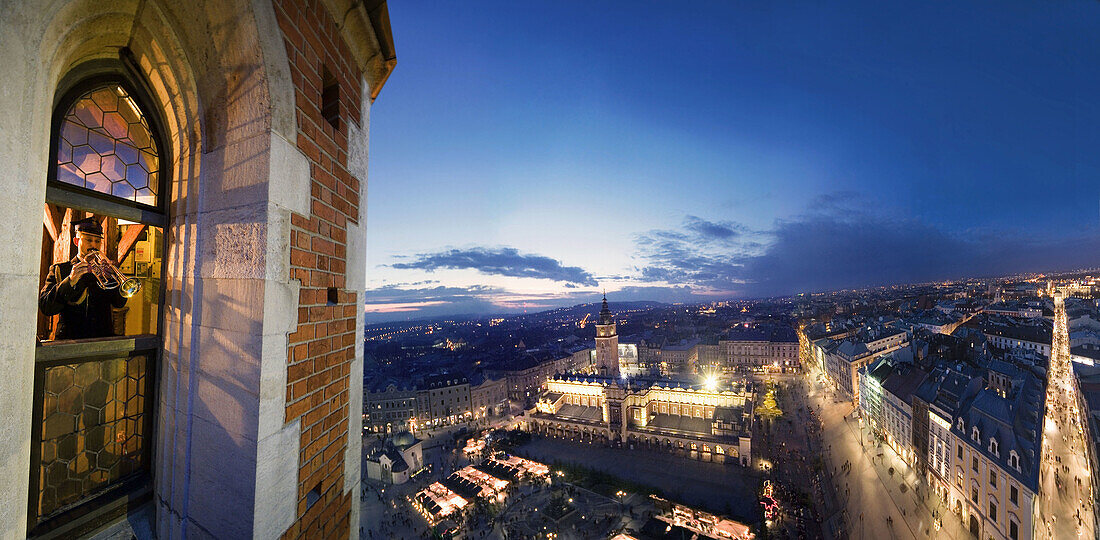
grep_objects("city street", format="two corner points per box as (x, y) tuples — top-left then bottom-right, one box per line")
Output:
(1036, 294), (1096, 539)
(801, 362), (971, 540)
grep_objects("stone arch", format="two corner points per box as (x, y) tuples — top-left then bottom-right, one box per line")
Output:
(0, 1), (316, 538)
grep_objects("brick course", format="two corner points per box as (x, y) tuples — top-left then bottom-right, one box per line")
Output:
(273, 0), (363, 537)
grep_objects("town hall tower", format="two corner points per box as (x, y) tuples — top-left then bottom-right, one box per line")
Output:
(594, 295), (620, 377)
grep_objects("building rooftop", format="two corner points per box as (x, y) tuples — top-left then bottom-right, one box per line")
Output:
(722, 325), (798, 343)
(554, 404), (605, 423)
(644, 414), (714, 437)
(950, 368), (1045, 489)
(966, 314), (1053, 346)
(879, 364), (929, 404)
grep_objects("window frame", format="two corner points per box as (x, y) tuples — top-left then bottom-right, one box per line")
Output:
(47, 71), (170, 220)
(28, 55), (171, 537)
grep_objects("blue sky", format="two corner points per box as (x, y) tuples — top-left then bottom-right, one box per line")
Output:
(364, 1), (1100, 322)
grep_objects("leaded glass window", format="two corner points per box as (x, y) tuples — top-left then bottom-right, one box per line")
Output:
(31, 68), (167, 537)
(56, 85), (160, 207)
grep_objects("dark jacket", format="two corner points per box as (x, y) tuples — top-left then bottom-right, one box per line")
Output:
(39, 256), (127, 339)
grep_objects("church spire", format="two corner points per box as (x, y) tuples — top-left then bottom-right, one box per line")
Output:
(599, 292), (612, 325)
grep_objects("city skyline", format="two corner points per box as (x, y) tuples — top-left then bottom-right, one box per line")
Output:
(366, 1), (1100, 321)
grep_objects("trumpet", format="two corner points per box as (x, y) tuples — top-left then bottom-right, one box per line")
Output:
(83, 250), (142, 298)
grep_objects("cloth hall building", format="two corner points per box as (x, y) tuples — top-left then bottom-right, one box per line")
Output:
(521, 297), (754, 465)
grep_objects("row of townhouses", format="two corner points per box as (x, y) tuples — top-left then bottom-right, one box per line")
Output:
(364, 373), (509, 433)
(812, 299), (1100, 540)
(616, 325), (800, 378)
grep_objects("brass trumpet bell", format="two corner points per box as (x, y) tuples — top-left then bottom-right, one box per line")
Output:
(84, 250), (142, 298)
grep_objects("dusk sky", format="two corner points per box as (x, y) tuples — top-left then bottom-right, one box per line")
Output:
(364, 1), (1100, 322)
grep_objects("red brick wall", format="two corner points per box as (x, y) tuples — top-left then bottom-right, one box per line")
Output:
(273, 1), (363, 538)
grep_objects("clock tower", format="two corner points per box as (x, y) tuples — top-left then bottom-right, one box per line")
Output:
(594, 294), (620, 378)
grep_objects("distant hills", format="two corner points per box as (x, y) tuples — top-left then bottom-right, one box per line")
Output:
(364, 300), (668, 328)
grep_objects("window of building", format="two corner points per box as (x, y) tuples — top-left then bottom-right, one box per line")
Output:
(31, 68), (168, 534)
(971, 487), (978, 504)
(1010, 484), (1018, 505)
(988, 501), (997, 520)
(990, 470), (997, 488)
(1009, 520), (1019, 540)
(958, 444), (963, 459)
(973, 457), (979, 472)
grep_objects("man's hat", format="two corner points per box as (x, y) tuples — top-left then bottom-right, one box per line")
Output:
(72, 218), (104, 237)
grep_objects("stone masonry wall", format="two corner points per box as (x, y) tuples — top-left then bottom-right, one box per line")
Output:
(273, 1), (364, 537)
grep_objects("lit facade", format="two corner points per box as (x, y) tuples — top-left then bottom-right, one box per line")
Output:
(416, 374), (472, 428)
(857, 352), (927, 466)
(921, 368), (1043, 540)
(526, 375), (753, 465)
(522, 298), (754, 465)
(824, 327), (908, 402)
(470, 376), (508, 420)
(719, 327), (800, 373)
(364, 383), (418, 433)
(595, 295), (620, 378)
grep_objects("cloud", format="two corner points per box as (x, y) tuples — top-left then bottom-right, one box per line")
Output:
(612, 285), (706, 304)
(683, 215), (742, 242)
(363, 284), (503, 322)
(364, 284), (492, 304)
(740, 213), (1100, 296)
(366, 194), (1100, 321)
(633, 216), (756, 291)
(632, 197), (1100, 298)
(391, 247), (597, 286)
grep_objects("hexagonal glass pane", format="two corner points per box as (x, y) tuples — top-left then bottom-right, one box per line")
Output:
(102, 112), (128, 139)
(90, 87), (118, 113)
(60, 120), (87, 146)
(54, 84), (160, 206)
(115, 142), (139, 165)
(125, 164), (148, 190)
(37, 356), (150, 520)
(87, 131), (114, 155)
(112, 181), (136, 199)
(101, 154), (125, 182)
(128, 124), (150, 150)
(72, 100), (102, 128)
(58, 140), (72, 165)
(71, 145), (100, 175)
(85, 172), (111, 193)
(118, 96), (141, 124)
(136, 187), (155, 206)
(139, 150), (157, 173)
(57, 163), (83, 187)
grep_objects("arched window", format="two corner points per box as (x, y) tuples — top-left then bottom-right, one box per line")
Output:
(31, 63), (168, 535)
(56, 84), (161, 205)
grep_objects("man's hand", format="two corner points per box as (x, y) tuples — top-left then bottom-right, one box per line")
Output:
(68, 260), (91, 287)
